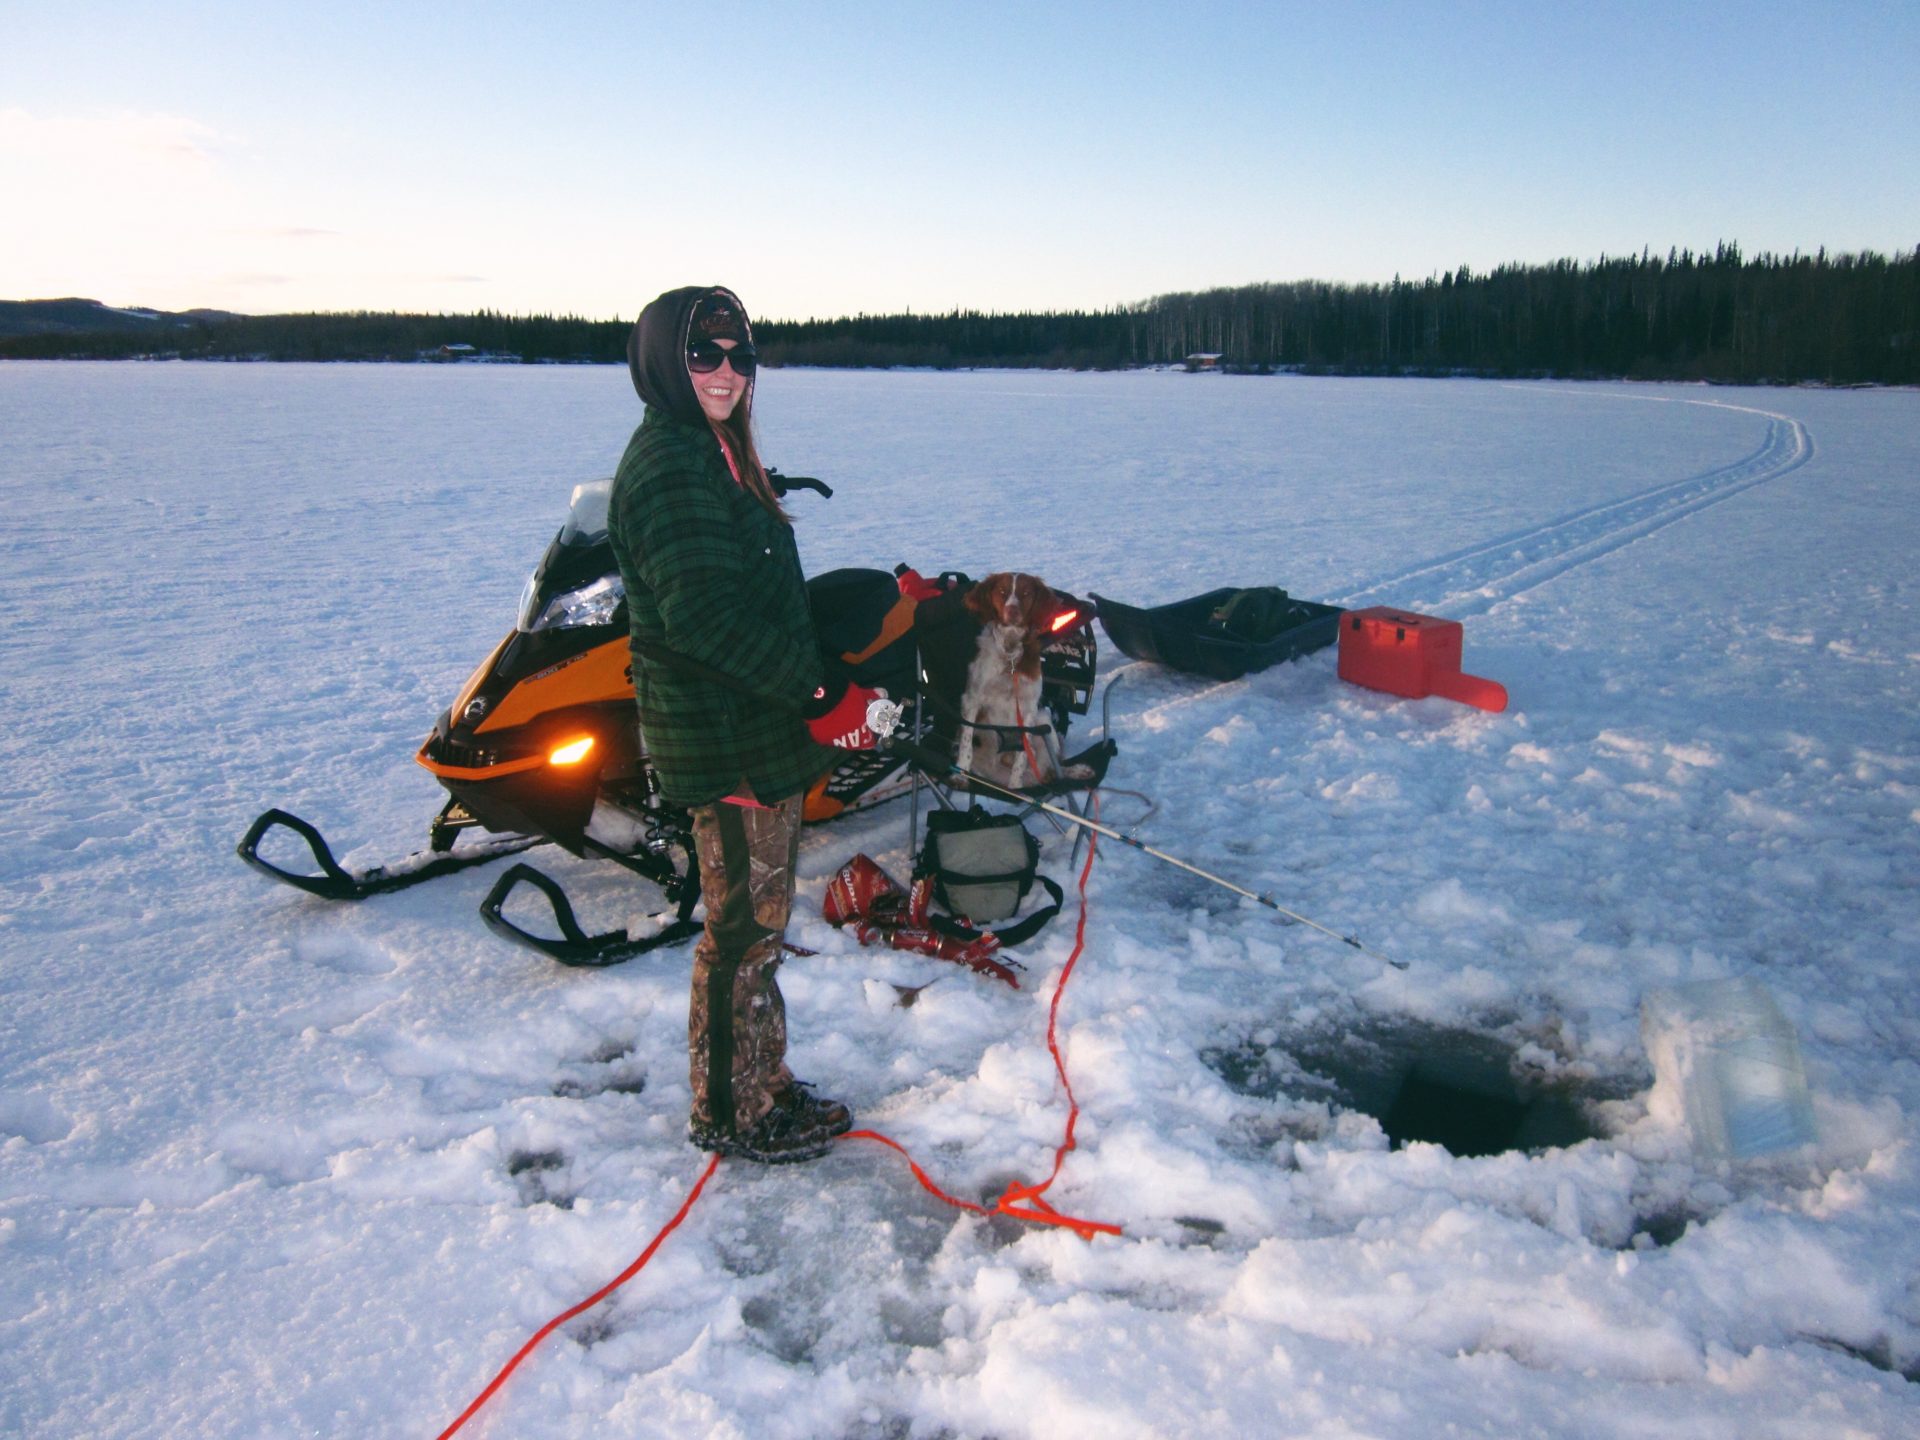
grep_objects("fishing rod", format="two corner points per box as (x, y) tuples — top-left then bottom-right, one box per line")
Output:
(866, 700), (1405, 970)
(619, 633), (1402, 970)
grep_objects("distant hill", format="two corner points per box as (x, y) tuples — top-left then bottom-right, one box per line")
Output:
(0, 298), (239, 340)
(0, 302), (616, 363)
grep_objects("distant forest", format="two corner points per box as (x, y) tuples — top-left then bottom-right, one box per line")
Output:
(4, 244), (1914, 385)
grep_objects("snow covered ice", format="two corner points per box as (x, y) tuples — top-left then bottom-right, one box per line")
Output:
(2, 361), (1917, 1437)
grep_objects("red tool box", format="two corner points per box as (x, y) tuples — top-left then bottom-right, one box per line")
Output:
(1336, 607), (1508, 712)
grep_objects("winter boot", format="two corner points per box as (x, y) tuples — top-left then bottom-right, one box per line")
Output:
(689, 1088), (835, 1165)
(786, 1080), (853, 1137)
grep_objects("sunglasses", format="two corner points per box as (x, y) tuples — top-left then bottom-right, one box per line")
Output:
(686, 340), (758, 376)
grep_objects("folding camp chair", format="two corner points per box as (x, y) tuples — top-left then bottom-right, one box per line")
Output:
(901, 580), (1116, 861)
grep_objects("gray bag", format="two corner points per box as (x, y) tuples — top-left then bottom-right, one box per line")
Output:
(917, 808), (1063, 943)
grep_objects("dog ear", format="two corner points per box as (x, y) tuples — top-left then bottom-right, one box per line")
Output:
(962, 577), (999, 624)
(1029, 578), (1058, 631)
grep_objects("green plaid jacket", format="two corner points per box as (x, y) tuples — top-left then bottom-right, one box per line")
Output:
(607, 408), (833, 806)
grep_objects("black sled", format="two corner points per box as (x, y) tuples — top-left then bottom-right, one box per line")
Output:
(1092, 586), (1343, 682)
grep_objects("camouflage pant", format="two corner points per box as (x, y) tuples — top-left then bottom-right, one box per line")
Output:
(687, 793), (803, 1134)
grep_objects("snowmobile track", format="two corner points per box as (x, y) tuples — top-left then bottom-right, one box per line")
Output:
(1338, 395), (1814, 618)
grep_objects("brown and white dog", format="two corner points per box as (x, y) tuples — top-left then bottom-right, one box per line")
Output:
(954, 572), (1085, 790)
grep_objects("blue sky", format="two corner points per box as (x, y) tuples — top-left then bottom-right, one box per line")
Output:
(2, 1), (1915, 320)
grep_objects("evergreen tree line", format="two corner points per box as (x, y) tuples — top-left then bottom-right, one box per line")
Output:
(762, 246), (1917, 383)
(4, 245), (1914, 383)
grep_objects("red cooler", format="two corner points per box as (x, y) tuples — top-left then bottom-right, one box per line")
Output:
(1337, 607), (1508, 712)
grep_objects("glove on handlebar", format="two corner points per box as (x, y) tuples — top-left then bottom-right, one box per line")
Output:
(804, 681), (884, 750)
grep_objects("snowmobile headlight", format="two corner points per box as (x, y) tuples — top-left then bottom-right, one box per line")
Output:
(520, 574), (625, 633)
(548, 735), (595, 766)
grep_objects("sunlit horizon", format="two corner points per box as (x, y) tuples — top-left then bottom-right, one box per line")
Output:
(4, 3), (1915, 323)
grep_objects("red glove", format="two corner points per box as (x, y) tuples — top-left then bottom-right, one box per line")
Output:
(804, 681), (883, 750)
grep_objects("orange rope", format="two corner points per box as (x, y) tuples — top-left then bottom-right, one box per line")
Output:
(1012, 687), (1049, 789)
(844, 794), (1120, 1241)
(434, 1154), (721, 1439)
(432, 802), (1118, 1436)
(839, 1128), (991, 1217)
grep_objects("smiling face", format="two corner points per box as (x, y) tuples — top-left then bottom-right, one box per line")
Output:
(692, 338), (748, 423)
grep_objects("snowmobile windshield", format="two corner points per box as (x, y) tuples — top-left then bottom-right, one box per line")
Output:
(516, 479), (623, 633)
(558, 478), (613, 546)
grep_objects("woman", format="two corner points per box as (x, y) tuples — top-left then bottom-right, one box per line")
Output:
(608, 285), (881, 1164)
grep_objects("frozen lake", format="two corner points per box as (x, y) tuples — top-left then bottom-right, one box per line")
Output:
(2, 361), (1917, 1437)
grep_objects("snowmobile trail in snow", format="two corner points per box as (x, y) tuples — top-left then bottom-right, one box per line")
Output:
(1108, 393), (1812, 732)
(1337, 392), (1814, 618)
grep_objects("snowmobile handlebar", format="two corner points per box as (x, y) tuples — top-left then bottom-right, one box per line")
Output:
(767, 469), (832, 499)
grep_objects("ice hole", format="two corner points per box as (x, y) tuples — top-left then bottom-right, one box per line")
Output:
(1207, 1021), (1619, 1158)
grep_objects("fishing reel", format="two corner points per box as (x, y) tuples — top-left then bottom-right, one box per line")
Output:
(866, 695), (906, 741)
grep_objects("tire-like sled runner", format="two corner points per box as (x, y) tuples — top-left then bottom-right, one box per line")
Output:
(237, 476), (1112, 965)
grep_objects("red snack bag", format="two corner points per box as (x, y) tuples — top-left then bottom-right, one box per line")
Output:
(824, 854), (908, 927)
(878, 924), (1020, 988)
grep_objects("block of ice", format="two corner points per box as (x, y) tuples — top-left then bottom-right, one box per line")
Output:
(1641, 977), (1817, 1161)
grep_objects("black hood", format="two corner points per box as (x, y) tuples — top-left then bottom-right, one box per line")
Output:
(627, 284), (753, 423)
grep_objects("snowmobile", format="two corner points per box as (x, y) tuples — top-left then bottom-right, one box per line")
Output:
(238, 475), (1106, 966)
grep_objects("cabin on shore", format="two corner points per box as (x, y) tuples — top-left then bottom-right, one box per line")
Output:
(1183, 352), (1223, 372)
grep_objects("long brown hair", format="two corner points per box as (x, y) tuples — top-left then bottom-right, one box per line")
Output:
(707, 392), (789, 523)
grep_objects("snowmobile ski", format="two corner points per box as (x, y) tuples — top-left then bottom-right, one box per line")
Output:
(236, 806), (543, 901)
(476, 823), (701, 966)
(479, 853), (700, 967)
